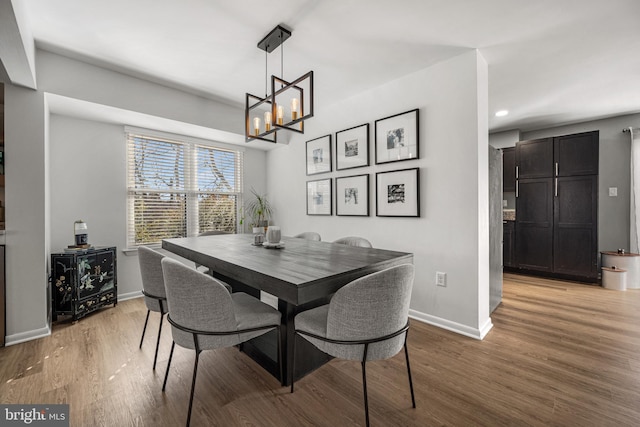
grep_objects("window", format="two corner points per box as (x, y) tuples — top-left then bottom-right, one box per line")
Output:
(126, 130), (243, 247)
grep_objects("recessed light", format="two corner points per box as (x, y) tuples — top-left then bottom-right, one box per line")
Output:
(495, 110), (509, 117)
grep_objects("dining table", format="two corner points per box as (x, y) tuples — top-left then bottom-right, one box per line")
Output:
(162, 233), (413, 385)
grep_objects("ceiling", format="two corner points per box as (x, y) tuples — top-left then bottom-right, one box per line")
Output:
(17, 0), (640, 133)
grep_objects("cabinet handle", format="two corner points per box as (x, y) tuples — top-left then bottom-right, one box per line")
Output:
(555, 162), (559, 176)
(516, 180), (519, 197)
(555, 178), (558, 197)
(516, 166), (519, 179)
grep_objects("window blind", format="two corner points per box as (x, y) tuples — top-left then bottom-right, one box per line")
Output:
(126, 132), (243, 247)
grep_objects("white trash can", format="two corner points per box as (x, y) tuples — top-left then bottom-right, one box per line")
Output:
(601, 251), (640, 289)
(602, 266), (627, 291)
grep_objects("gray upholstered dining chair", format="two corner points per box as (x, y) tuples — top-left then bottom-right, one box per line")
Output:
(293, 231), (322, 241)
(160, 257), (282, 427)
(195, 230), (229, 274)
(138, 246), (168, 370)
(291, 264), (416, 427)
(333, 236), (373, 248)
(198, 230), (229, 237)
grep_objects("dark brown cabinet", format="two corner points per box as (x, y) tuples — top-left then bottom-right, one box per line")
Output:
(515, 137), (553, 179)
(554, 132), (599, 177)
(553, 175), (598, 278)
(503, 147), (516, 192)
(515, 178), (554, 272)
(503, 221), (515, 267)
(514, 131), (598, 282)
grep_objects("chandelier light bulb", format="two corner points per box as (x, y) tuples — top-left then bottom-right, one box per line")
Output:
(277, 106), (284, 125)
(264, 111), (272, 131)
(254, 117), (261, 135)
(291, 98), (299, 120)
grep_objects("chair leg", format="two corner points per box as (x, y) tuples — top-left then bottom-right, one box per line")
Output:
(290, 331), (296, 393)
(186, 349), (201, 427)
(152, 313), (164, 370)
(404, 342), (416, 408)
(139, 309), (150, 349)
(277, 326), (283, 386)
(162, 341), (175, 392)
(362, 344), (370, 427)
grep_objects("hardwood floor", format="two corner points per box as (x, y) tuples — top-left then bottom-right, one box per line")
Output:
(1, 273), (640, 426)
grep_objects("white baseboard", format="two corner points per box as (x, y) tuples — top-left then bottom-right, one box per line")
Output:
(118, 290), (143, 301)
(5, 324), (51, 346)
(409, 309), (494, 340)
(5, 291), (142, 346)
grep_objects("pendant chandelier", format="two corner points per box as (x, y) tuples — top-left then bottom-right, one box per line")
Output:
(245, 25), (314, 143)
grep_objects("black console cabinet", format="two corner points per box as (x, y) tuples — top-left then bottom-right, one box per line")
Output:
(51, 246), (117, 321)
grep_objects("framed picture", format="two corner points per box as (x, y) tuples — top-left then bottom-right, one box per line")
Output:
(307, 178), (332, 215)
(376, 168), (420, 217)
(306, 134), (332, 175)
(375, 108), (419, 164)
(336, 123), (369, 170)
(336, 174), (369, 216)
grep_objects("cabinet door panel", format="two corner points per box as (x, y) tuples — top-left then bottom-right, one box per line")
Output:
(517, 179), (553, 225)
(516, 138), (553, 179)
(503, 147), (516, 192)
(52, 255), (74, 314)
(503, 221), (515, 267)
(554, 131), (599, 177)
(516, 178), (553, 272)
(554, 176), (598, 278)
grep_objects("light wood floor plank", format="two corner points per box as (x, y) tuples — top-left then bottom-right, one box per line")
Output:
(1, 273), (640, 426)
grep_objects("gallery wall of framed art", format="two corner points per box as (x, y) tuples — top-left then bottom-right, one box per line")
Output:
(305, 108), (421, 217)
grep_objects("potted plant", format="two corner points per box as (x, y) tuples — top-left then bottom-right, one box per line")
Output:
(242, 188), (273, 234)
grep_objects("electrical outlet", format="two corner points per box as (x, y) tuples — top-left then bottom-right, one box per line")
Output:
(503, 199), (508, 207)
(436, 272), (447, 287)
(609, 187), (618, 197)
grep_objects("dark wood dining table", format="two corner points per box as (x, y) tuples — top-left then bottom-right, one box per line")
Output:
(162, 233), (413, 385)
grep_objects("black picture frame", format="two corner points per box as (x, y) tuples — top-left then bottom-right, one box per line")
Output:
(336, 174), (370, 217)
(307, 178), (332, 215)
(376, 168), (420, 217)
(336, 123), (369, 170)
(375, 108), (419, 164)
(306, 134), (332, 175)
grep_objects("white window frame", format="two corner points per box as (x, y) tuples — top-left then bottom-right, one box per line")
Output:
(125, 127), (244, 248)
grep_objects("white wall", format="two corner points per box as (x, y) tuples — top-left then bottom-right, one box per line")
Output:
(4, 84), (48, 342)
(266, 50), (492, 338)
(489, 129), (520, 149)
(3, 48), (258, 344)
(37, 50), (242, 135)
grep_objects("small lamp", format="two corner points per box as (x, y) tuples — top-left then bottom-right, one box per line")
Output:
(73, 220), (89, 247)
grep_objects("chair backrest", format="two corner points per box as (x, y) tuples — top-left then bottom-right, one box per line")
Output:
(161, 257), (237, 349)
(198, 230), (230, 237)
(327, 264), (414, 361)
(293, 231), (321, 241)
(138, 246), (167, 312)
(333, 236), (372, 248)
